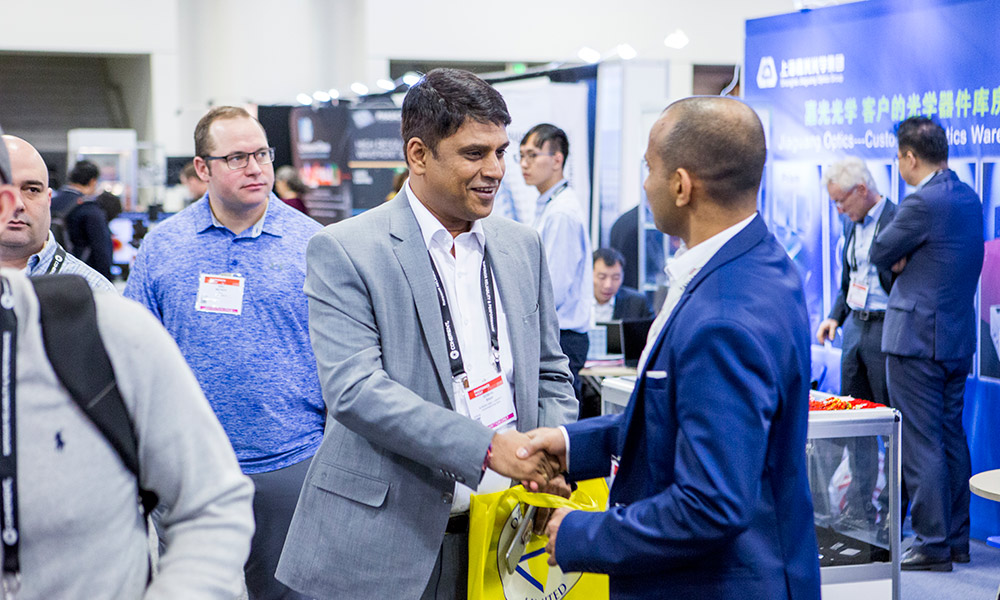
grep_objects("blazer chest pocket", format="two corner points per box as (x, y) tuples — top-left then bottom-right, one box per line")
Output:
(311, 461), (390, 508)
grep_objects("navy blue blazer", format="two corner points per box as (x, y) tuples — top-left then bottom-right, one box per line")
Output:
(612, 286), (654, 321)
(871, 170), (983, 360)
(558, 216), (820, 600)
(829, 199), (897, 324)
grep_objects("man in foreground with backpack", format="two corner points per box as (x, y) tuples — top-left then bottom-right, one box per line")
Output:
(0, 135), (115, 292)
(0, 124), (255, 598)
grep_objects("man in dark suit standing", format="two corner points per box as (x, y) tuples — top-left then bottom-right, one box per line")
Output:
(521, 96), (821, 599)
(871, 116), (983, 571)
(816, 158), (896, 530)
(592, 247), (653, 323)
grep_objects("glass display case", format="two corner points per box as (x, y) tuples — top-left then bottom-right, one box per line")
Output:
(600, 377), (901, 600)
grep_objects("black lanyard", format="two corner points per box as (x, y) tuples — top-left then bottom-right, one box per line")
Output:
(533, 181), (569, 226)
(0, 278), (20, 598)
(44, 245), (67, 275)
(848, 218), (882, 272)
(428, 246), (501, 388)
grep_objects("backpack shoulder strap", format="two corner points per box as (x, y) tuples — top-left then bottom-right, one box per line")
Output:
(31, 275), (158, 515)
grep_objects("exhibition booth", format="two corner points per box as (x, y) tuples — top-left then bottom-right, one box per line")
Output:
(742, 0), (1000, 548)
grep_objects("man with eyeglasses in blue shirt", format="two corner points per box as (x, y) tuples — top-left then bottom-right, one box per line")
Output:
(125, 106), (324, 600)
(520, 123), (592, 399)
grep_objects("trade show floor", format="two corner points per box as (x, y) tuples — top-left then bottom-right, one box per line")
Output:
(902, 538), (1000, 600)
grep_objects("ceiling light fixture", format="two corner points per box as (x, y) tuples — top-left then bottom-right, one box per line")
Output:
(616, 44), (637, 60)
(577, 46), (602, 64)
(663, 29), (689, 50)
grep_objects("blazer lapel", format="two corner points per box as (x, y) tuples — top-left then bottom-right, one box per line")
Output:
(614, 215), (768, 489)
(642, 215), (769, 374)
(481, 220), (530, 413)
(388, 196), (454, 409)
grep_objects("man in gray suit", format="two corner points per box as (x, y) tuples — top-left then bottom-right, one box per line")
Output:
(276, 69), (578, 599)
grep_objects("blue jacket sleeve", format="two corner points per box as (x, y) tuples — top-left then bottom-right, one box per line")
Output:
(556, 319), (780, 574)
(871, 194), (928, 270)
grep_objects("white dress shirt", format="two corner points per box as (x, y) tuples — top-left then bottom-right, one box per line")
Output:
(405, 182), (516, 512)
(561, 213), (757, 468)
(847, 197), (889, 311)
(533, 180), (593, 333)
(638, 213), (758, 372)
(593, 297), (615, 323)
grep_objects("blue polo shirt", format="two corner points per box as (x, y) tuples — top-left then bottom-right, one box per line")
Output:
(124, 196), (324, 474)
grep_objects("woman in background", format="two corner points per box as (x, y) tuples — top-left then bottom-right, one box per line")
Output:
(274, 165), (310, 216)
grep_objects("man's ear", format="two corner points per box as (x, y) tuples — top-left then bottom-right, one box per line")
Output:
(900, 150), (916, 170)
(674, 168), (693, 207)
(0, 185), (18, 230)
(406, 138), (430, 176)
(193, 156), (211, 181)
(553, 151), (565, 171)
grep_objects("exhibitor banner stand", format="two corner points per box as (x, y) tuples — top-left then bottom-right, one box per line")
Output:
(744, 0), (1000, 541)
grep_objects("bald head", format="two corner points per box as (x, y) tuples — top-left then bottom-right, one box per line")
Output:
(0, 127), (15, 243)
(653, 96), (766, 208)
(1, 135), (53, 267)
(3, 136), (48, 188)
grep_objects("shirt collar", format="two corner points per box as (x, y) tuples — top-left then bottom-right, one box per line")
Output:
(536, 178), (569, 209)
(666, 212), (757, 288)
(915, 169), (941, 190)
(862, 196), (886, 227)
(194, 194), (281, 238)
(25, 231), (56, 271)
(405, 180), (485, 251)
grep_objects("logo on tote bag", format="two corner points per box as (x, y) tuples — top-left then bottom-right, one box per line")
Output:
(496, 506), (581, 600)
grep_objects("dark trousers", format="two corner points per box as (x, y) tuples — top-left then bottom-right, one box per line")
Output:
(838, 315), (890, 516)
(559, 329), (589, 400)
(247, 457), (314, 600)
(420, 530), (469, 600)
(887, 354), (972, 558)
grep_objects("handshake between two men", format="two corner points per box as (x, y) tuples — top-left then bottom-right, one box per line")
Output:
(487, 427), (573, 566)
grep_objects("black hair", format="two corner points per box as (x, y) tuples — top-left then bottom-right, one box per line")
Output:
(68, 160), (100, 186)
(522, 123), (569, 161)
(593, 247), (625, 269)
(401, 69), (510, 160)
(896, 116), (948, 164)
(95, 191), (123, 221)
(655, 97), (766, 205)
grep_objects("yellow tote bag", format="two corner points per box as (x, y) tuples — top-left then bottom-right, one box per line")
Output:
(468, 479), (609, 600)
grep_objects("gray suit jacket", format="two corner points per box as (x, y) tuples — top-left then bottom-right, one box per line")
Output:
(276, 193), (577, 599)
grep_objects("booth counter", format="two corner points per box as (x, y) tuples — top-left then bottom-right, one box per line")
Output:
(600, 377), (901, 600)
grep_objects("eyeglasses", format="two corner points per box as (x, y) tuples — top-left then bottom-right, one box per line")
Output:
(202, 147), (275, 170)
(516, 151), (555, 163)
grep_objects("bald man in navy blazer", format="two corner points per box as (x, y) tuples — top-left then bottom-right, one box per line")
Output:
(521, 97), (820, 600)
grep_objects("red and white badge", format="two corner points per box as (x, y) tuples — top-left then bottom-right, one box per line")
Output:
(195, 273), (245, 315)
(846, 276), (869, 310)
(464, 372), (516, 431)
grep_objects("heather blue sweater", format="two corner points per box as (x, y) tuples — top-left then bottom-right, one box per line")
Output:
(125, 197), (324, 473)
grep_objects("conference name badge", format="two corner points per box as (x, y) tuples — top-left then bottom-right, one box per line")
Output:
(195, 273), (245, 315)
(846, 277), (869, 310)
(466, 372), (516, 431)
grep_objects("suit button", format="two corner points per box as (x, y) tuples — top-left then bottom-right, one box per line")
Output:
(442, 492), (454, 503)
(456, 476), (465, 484)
